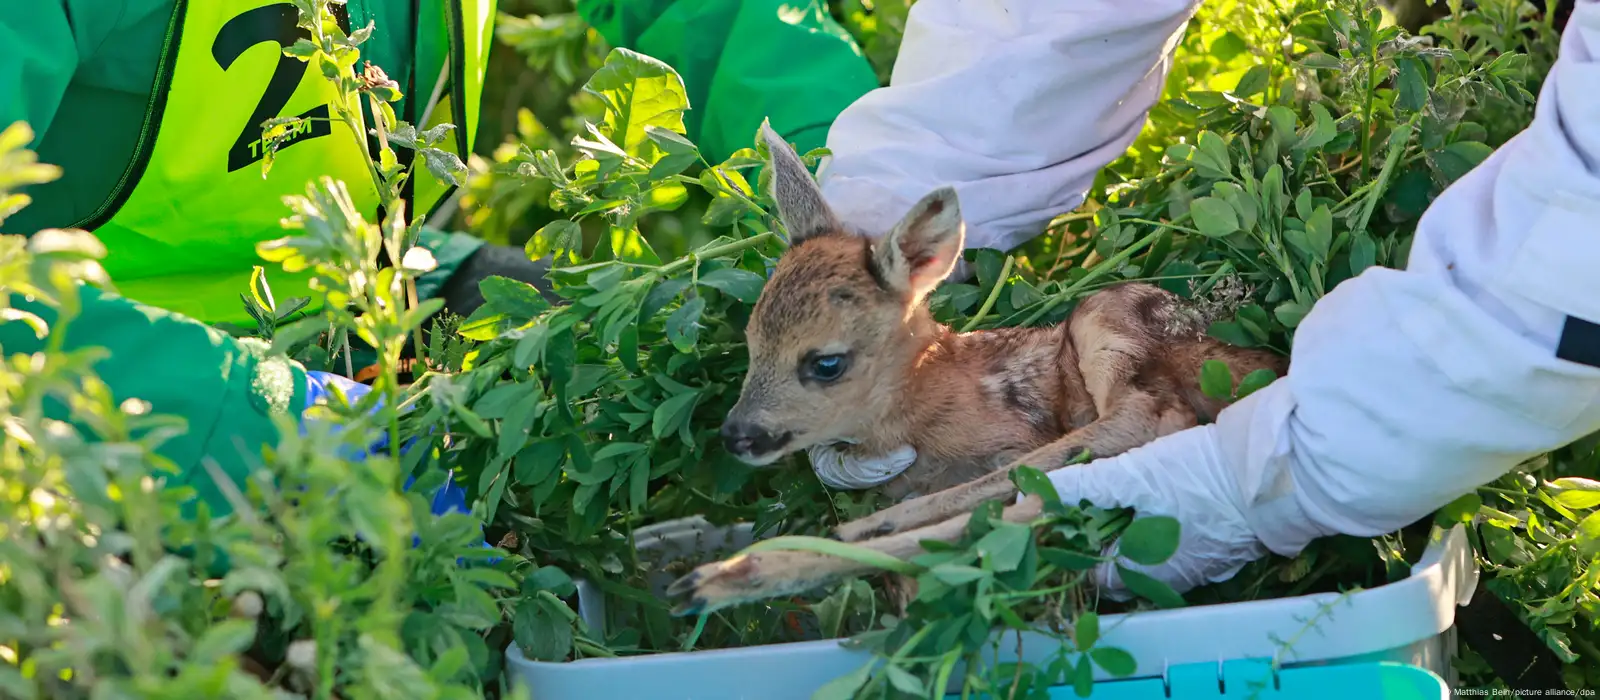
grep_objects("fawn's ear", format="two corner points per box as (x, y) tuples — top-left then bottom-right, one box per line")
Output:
(873, 186), (965, 302)
(761, 121), (841, 244)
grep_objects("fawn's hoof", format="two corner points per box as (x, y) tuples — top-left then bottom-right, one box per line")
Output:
(665, 555), (761, 617)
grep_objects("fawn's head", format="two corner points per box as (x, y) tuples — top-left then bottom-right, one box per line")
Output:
(720, 124), (965, 466)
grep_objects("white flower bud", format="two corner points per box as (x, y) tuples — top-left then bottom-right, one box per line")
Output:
(286, 639), (317, 670)
(231, 591), (264, 619)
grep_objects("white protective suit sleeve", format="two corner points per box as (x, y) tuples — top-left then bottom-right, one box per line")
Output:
(814, 0), (1600, 597)
(1051, 0), (1600, 596)
(816, 0), (1202, 266)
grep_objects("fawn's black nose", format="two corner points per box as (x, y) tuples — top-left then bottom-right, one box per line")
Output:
(720, 421), (791, 457)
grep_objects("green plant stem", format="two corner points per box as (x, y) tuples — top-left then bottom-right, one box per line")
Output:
(961, 255), (1014, 332)
(1353, 121), (1415, 235)
(1358, 35), (1379, 182)
(656, 232), (775, 277)
(1019, 226), (1167, 326)
(1478, 486), (1525, 499)
(680, 612), (710, 652)
(994, 575), (1092, 600)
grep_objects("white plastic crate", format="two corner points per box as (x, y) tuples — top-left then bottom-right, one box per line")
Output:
(506, 518), (1476, 700)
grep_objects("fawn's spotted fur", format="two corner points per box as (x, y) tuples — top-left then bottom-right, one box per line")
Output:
(666, 124), (1286, 616)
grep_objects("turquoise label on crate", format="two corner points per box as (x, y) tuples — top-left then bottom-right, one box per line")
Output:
(945, 659), (1450, 699)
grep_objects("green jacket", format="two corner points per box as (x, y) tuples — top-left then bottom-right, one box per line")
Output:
(0, 0), (878, 515)
(573, 0), (880, 165)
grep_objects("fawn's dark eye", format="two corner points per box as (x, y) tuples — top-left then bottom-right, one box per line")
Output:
(800, 351), (851, 384)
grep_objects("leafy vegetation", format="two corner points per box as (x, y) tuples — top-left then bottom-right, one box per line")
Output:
(2, 0), (1597, 698)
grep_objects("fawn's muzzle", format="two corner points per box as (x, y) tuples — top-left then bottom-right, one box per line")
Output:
(720, 420), (792, 460)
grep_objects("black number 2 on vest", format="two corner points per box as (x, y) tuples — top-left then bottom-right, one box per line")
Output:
(212, 3), (349, 172)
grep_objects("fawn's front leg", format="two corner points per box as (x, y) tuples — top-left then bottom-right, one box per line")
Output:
(833, 389), (1185, 542)
(667, 496), (1046, 616)
(832, 439), (1091, 542)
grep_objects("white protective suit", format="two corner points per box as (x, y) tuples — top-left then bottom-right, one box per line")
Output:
(809, 0), (1600, 597)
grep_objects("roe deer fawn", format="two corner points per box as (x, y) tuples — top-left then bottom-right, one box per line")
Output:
(665, 124), (1287, 616)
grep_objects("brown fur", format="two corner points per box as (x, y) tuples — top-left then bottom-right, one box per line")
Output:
(667, 124), (1287, 616)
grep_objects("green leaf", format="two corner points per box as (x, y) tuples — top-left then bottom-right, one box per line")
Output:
(1395, 58), (1428, 114)
(884, 665), (927, 696)
(645, 124), (697, 154)
(812, 581), (858, 639)
(649, 151), (699, 180)
(665, 296), (705, 352)
(1434, 491), (1483, 526)
(590, 442), (646, 462)
(480, 458), (512, 521)
(497, 392), (540, 460)
(1429, 141), (1493, 184)
(1193, 132), (1233, 179)
(582, 48), (690, 159)
(652, 390), (701, 440)
(1551, 478), (1600, 510)
(1577, 511), (1600, 560)
(811, 660), (874, 700)
(268, 315), (330, 356)
(1304, 205), (1333, 260)
(1009, 278), (1045, 309)
(528, 220), (582, 261)
(974, 248), (1007, 289)
(480, 275), (551, 320)
(1299, 103), (1338, 152)
(1189, 197), (1239, 238)
(1199, 360), (1233, 400)
(1010, 466), (1060, 506)
(1233, 65), (1269, 98)
(1208, 320), (1256, 348)
(1349, 231), (1377, 276)
(1274, 300), (1309, 328)
(1090, 647), (1138, 677)
(1235, 369), (1278, 399)
(456, 567), (519, 591)
(1267, 106), (1298, 147)
(1073, 654), (1094, 697)
(629, 455), (650, 512)
(456, 304), (511, 341)
(1075, 612), (1099, 651)
(513, 598), (574, 662)
(1116, 565), (1186, 608)
(515, 438), (566, 485)
(645, 125), (698, 178)
(420, 147), (467, 187)
(931, 564), (990, 587)
(641, 277), (690, 320)
(697, 267), (766, 303)
(192, 619), (258, 664)
(1299, 52), (1342, 70)
(975, 523), (1031, 573)
(1118, 516), (1180, 566)
(524, 565), (577, 597)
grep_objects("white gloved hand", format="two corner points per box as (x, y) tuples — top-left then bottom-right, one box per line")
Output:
(806, 442), (919, 490)
(1043, 381), (1335, 600)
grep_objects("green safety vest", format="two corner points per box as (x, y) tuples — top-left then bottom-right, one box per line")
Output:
(72, 0), (493, 327)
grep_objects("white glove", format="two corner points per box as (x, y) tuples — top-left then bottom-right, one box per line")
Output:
(806, 442), (919, 491)
(1045, 387), (1329, 600)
